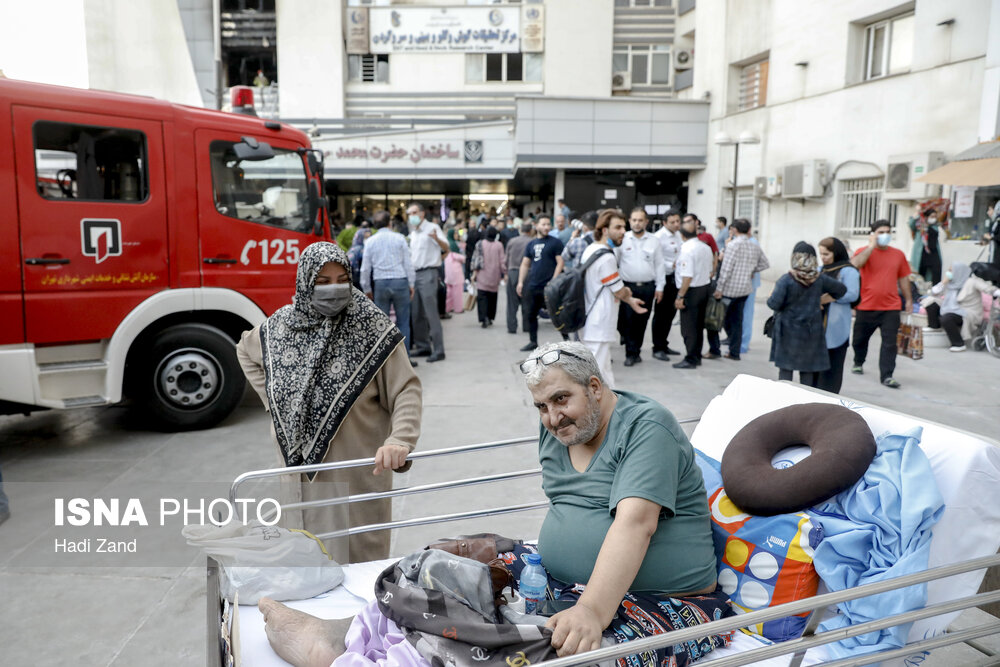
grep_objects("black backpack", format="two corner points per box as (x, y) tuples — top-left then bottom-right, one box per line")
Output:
(543, 248), (613, 334)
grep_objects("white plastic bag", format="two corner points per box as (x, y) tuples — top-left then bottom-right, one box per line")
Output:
(184, 521), (344, 604)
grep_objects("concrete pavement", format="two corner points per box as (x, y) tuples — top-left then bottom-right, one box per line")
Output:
(0, 284), (997, 666)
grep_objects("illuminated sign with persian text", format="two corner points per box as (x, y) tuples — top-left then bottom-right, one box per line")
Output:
(369, 6), (521, 53)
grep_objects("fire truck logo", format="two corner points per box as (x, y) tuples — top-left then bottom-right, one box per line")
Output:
(81, 219), (122, 264)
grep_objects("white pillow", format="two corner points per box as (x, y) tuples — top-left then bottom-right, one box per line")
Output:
(690, 374), (1000, 643)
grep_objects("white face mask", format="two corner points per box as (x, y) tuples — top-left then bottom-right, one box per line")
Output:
(311, 283), (353, 317)
(876, 233), (892, 247)
(408, 214), (421, 226)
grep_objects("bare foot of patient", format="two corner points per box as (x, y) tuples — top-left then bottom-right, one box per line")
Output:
(258, 597), (352, 667)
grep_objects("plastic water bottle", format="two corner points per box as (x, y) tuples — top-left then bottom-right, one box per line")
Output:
(519, 554), (548, 615)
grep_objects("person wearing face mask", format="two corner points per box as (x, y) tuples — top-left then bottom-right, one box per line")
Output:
(816, 237), (860, 393)
(236, 242), (422, 562)
(850, 220), (913, 389)
(907, 205), (943, 284)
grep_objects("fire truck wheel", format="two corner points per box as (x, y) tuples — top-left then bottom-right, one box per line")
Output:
(136, 323), (246, 431)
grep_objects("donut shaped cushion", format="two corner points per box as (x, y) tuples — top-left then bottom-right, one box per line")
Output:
(720, 403), (876, 516)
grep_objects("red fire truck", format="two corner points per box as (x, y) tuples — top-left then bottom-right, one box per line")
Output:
(0, 78), (330, 429)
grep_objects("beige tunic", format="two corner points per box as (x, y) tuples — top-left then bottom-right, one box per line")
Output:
(236, 324), (422, 563)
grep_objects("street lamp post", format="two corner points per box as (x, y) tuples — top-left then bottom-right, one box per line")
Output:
(715, 131), (760, 224)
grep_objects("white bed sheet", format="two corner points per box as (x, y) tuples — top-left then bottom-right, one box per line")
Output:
(689, 374), (1000, 645)
(239, 558), (397, 667)
(238, 556), (827, 667)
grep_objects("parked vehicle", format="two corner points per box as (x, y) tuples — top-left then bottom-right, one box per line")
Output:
(0, 78), (329, 429)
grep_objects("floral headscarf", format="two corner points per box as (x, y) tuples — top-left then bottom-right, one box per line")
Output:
(790, 241), (819, 286)
(260, 242), (402, 474)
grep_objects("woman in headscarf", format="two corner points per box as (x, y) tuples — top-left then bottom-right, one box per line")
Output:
(816, 237), (860, 394)
(446, 227), (461, 254)
(922, 261), (1000, 351)
(471, 225), (507, 327)
(767, 242), (847, 387)
(236, 242), (421, 563)
(907, 205), (943, 284)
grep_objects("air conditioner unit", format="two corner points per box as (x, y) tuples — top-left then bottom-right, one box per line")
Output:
(754, 175), (781, 199)
(781, 160), (827, 199)
(884, 152), (946, 201)
(674, 48), (694, 70)
(611, 71), (631, 91)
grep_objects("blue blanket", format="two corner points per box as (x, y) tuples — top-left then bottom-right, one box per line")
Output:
(808, 426), (944, 660)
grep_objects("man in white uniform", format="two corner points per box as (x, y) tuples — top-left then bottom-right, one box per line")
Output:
(672, 216), (714, 369)
(651, 212), (684, 360)
(618, 208), (664, 366)
(579, 210), (647, 388)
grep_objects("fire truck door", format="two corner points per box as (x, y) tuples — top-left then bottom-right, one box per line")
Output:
(14, 107), (168, 345)
(196, 130), (322, 316)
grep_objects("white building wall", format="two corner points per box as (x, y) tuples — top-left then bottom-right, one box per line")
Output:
(277, 0), (345, 118)
(0, 0), (201, 106)
(0, 0), (90, 88)
(687, 0), (994, 280)
(83, 0), (202, 106)
(543, 0), (615, 98)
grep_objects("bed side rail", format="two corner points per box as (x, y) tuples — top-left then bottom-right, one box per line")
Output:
(532, 552), (1000, 667)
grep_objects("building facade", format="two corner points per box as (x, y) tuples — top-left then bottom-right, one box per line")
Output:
(676, 0), (1000, 277)
(3, 0), (999, 270)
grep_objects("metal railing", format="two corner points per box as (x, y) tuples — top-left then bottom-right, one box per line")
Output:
(227, 420), (999, 665)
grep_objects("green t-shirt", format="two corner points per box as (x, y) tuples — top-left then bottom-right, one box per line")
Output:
(536, 390), (717, 593)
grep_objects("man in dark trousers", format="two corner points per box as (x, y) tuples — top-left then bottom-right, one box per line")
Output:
(618, 208), (664, 366)
(672, 216), (714, 369)
(651, 212), (683, 359)
(516, 216), (564, 351)
(850, 219), (912, 388)
(504, 220), (534, 334)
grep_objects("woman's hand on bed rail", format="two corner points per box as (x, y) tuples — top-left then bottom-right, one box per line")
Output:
(373, 444), (410, 475)
(545, 603), (604, 657)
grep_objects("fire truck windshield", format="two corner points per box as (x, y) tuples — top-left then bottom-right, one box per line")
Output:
(210, 140), (312, 233)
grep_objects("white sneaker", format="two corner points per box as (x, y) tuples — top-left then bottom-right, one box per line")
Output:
(949, 345), (967, 352)
(923, 326), (940, 332)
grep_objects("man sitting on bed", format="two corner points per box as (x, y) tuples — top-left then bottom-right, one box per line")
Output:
(256, 342), (726, 667)
(520, 341), (723, 658)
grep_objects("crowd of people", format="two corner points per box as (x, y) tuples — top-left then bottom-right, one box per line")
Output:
(240, 200), (1000, 665)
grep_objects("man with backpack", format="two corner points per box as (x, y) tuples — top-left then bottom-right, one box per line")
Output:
(577, 209), (648, 387)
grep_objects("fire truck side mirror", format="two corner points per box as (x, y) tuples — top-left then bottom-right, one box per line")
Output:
(232, 136), (275, 162)
(307, 180), (325, 236)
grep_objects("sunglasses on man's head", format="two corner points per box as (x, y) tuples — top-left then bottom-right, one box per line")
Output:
(519, 349), (585, 374)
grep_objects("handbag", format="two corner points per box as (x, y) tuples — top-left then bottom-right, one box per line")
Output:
(463, 279), (477, 311)
(705, 297), (725, 332)
(896, 315), (924, 360)
(763, 315), (775, 338)
(426, 534), (520, 607)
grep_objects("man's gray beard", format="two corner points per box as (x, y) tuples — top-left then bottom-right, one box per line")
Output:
(553, 395), (601, 447)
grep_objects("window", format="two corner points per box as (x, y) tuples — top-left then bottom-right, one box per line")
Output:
(863, 13), (913, 81)
(615, 0), (670, 6)
(33, 121), (148, 202)
(738, 60), (768, 111)
(210, 140), (312, 232)
(612, 45), (671, 86)
(722, 187), (760, 227)
(466, 53), (542, 83)
(348, 54), (389, 83)
(837, 177), (900, 236)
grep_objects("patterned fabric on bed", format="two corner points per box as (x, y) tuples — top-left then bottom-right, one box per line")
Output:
(695, 451), (823, 642)
(501, 543), (735, 667)
(375, 546), (734, 667)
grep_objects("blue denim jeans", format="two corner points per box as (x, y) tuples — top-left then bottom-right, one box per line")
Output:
(373, 278), (412, 353)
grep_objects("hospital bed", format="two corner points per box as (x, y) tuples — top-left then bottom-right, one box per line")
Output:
(218, 375), (1000, 667)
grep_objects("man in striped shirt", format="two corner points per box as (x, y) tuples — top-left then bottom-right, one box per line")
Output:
(712, 218), (769, 360)
(361, 211), (418, 365)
